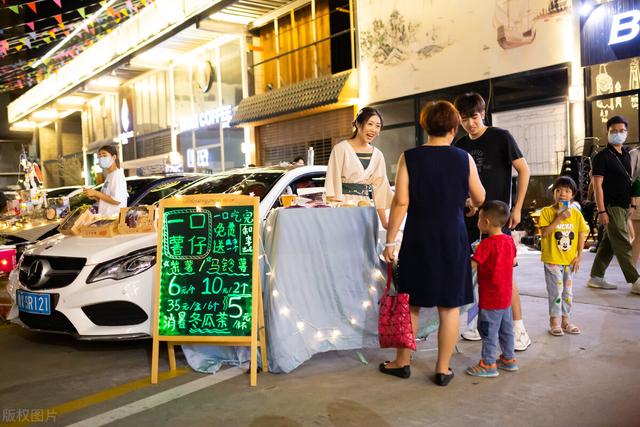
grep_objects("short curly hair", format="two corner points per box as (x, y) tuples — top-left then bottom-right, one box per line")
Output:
(419, 101), (461, 137)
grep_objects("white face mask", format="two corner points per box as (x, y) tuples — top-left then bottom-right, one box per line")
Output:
(98, 156), (114, 169)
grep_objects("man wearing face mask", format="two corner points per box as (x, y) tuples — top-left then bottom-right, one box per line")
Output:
(588, 116), (640, 295)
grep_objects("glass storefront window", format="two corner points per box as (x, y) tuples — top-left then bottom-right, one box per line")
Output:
(223, 127), (245, 170)
(372, 99), (414, 126)
(376, 126), (416, 184)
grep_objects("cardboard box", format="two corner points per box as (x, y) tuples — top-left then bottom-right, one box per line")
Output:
(59, 206), (94, 236)
(79, 218), (119, 238)
(117, 205), (156, 234)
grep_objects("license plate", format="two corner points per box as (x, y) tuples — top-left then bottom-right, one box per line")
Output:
(16, 290), (51, 315)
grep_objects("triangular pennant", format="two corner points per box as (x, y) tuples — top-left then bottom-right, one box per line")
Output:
(126, 0), (136, 13)
(141, 0), (147, 6)
(52, 0), (62, 8)
(63, 30), (69, 37)
(27, 2), (37, 13)
(49, 29), (57, 39)
(58, 22), (65, 30)
(0, 29), (3, 35)
(26, 22), (35, 31)
(107, 7), (115, 17)
(54, 14), (62, 24)
(29, 32), (37, 40)
(99, 1), (106, 6)
(78, 7), (86, 19)
(0, 40), (8, 55)
(44, 37), (51, 43)
(21, 37), (31, 49)
(9, 5), (20, 14)
(120, 8), (129, 17)
(16, 45), (23, 52)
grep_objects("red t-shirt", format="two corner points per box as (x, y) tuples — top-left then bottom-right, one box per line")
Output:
(471, 234), (516, 310)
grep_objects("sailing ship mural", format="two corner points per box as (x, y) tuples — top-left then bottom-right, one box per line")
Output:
(494, 0), (570, 49)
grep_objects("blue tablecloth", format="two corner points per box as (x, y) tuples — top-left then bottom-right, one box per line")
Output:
(183, 206), (444, 374)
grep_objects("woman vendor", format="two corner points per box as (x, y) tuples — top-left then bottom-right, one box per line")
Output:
(83, 145), (128, 217)
(325, 107), (394, 228)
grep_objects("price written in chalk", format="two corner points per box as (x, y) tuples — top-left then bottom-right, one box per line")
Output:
(158, 206), (255, 336)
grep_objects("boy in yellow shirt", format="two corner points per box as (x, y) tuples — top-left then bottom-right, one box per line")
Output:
(539, 176), (589, 336)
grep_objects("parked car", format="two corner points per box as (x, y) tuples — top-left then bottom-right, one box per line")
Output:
(8, 166), (327, 340)
(0, 175), (205, 247)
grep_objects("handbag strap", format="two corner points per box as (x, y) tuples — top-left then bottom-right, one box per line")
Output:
(386, 262), (393, 292)
(608, 148), (633, 182)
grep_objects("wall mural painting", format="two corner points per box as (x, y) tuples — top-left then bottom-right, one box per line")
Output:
(357, 0), (572, 103)
(594, 58), (640, 125)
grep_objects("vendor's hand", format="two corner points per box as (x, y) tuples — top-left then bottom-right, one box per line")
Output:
(598, 212), (609, 226)
(508, 208), (521, 229)
(383, 245), (395, 263)
(83, 188), (99, 199)
(465, 198), (478, 217)
(570, 255), (581, 274)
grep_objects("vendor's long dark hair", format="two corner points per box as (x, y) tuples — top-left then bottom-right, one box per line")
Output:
(98, 145), (121, 168)
(351, 107), (383, 139)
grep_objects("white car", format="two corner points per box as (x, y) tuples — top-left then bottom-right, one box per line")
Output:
(8, 166), (327, 340)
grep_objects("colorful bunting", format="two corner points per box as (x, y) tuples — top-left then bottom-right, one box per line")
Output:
(52, 0), (62, 8)
(53, 14), (63, 24)
(26, 21), (35, 31)
(29, 32), (37, 40)
(78, 7), (86, 19)
(21, 38), (31, 49)
(9, 5), (19, 14)
(27, 2), (37, 13)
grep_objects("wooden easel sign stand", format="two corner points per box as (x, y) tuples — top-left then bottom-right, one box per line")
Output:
(151, 194), (267, 386)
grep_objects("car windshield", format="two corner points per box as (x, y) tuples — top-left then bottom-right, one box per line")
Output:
(68, 178), (158, 210)
(46, 187), (81, 198)
(179, 171), (285, 200)
(136, 177), (202, 205)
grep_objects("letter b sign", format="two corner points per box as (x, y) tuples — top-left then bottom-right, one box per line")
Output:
(609, 10), (640, 45)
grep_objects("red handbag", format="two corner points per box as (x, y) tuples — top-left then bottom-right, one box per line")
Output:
(378, 262), (416, 350)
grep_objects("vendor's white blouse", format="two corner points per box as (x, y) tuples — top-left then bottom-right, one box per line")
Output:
(325, 140), (394, 209)
(98, 168), (128, 217)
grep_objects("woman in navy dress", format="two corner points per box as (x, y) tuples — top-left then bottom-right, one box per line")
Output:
(381, 101), (485, 386)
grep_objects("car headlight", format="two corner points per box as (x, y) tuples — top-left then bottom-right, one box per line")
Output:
(87, 247), (156, 283)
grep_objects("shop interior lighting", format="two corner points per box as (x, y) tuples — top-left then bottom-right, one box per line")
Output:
(9, 120), (36, 131)
(57, 96), (87, 106)
(31, 110), (59, 121)
(89, 76), (122, 88)
(31, 0), (118, 69)
(209, 12), (253, 25)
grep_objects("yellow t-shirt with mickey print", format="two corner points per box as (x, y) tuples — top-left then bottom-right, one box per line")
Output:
(539, 205), (590, 265)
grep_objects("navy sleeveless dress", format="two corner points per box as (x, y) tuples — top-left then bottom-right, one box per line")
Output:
(397, 145), (473, 308)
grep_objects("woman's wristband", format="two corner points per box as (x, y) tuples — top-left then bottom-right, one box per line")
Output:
(384, 242), (396, 247)
(598, 210), (607, 214)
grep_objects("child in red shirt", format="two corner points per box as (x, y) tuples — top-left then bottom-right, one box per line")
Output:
(467, 201), (519, 377)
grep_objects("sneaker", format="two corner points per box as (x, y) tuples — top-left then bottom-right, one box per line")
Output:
(466, 360), (499, 377)
(514, 329), (531, 351)
(461, 328), (482, 341)
(631, 278), (640, 295)
(589, 246), (598, 253)
(587, 276), (618, 289)
(497, 355), (519, 372)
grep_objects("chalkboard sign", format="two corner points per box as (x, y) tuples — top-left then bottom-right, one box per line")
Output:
(151, 194), (267, 386)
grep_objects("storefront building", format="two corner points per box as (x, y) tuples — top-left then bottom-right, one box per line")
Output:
(7, 1), (304, 185)
(354, 0), (582, 204)
(580, 0), (640, 148)
(230, 0), (359, 166)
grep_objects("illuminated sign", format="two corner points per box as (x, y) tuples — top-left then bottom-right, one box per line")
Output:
(608, 10), (640, 45)
(186, 148), (209, 168)
(178, 105), (232, 133)
(114, 98), (134, 144)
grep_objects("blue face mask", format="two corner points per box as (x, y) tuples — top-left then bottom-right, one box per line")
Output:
(608, 132), (627, 145)
(98, 156), (113, 169)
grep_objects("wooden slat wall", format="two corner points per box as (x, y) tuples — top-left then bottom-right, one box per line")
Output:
(254, 0), (333, 94)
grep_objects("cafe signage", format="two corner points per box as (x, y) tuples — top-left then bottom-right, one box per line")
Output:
(178, 105), (233, 133)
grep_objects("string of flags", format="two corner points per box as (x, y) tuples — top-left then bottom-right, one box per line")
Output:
(0, 0), (151, 93)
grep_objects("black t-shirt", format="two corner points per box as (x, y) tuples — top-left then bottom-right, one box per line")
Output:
(454, 127), (524, 242)
(591, 144), (632, 209)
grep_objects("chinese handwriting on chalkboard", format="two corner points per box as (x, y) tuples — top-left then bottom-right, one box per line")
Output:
(159, 206), (254, 336)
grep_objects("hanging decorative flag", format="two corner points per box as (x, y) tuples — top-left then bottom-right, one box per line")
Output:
(54, 14), (63, 25)
(27, 2), (37, 13)
(9, 5), (20, 14)
(78, 7), (86, 19)
(49, 29), (57, 39)
(0, 40), (8, 56)
(120, 8), (129, 17)
(52, 0), (62, 8)
(21, 38), (31, 49)
(16, 45), (23, 52)
(29, 32), (37, 40)
(43, 37), (51, 43)
(26, 22), (35, 31)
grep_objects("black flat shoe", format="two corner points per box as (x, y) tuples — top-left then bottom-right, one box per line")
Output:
(434, 369), (454, 386)
(379, 362), (410, 379)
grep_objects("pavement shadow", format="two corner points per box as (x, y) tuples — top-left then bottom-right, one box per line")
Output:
(249, 415), (303, 427)
(327, 399), (391, 427)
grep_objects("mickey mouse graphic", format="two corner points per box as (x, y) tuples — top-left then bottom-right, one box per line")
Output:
(554, 230), (575, 252)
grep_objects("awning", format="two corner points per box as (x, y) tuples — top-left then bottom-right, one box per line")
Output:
(230, 70), (353, 126)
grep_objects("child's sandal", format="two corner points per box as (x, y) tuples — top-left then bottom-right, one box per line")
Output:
(548, 325), (564, 336)
(562, 324), (581, 335)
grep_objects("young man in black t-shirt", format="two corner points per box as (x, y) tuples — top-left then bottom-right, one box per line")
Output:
(588, 115), (640, 295)
(454, 92), (532, 351)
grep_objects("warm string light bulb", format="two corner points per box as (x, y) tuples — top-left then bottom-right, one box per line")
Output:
(296, 321), (305, 331)
(279, 306), (290, 317)
(362, 300), (372, 308)
(272, 289), (279, 297)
